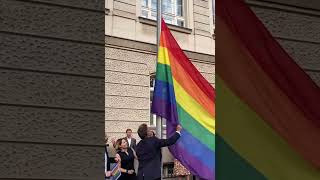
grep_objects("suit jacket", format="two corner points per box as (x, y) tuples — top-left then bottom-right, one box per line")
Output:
(105, 145), (110, 171)
(136, 132), (180, 180)
(125, 137), (137, 150)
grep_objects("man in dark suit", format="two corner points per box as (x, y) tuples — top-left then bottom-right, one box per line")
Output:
(125, 128), (137, 150)
(112, 129), (137, 150)
(135, 123), (182, 180)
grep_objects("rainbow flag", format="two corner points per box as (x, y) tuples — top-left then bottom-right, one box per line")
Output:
(216, 0), (320, 179)
(152, 19), (215, 180)
(110, 163), (121, 180)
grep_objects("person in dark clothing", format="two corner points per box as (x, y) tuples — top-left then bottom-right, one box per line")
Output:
(105, 136), (111, 178)
(124, 129), (137, 150)
(116, 138), (137, 180)
(135, 123), (182, 180)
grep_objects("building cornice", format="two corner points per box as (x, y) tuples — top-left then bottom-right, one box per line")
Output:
(105, 35), (215, 64)
(138, 17), (193, 34)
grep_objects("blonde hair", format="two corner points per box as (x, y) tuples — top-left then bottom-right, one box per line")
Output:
(115, 138), (124, 151)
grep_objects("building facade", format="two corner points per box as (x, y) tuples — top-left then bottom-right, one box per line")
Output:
(105, 0), (215, 178)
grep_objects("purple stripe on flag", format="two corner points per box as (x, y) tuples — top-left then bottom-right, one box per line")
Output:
(167, 123), (215, 180)
(178, 130), (215, 169)
(152, 85), (215, 179)
(169, 144), (215, 180)
(151, 97), (179, 125)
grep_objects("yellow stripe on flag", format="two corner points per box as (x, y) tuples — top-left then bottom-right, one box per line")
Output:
(217, 77), (320, 180)
(173, 78), (215, 133)
(158, 46), (171, 66)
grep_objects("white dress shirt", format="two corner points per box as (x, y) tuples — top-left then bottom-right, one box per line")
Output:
(127, 138), (132, 147)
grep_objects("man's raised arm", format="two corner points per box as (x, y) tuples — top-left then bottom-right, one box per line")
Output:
(157, 125), (182, 147)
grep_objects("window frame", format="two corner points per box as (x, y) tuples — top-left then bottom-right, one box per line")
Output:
(141, 0), (186, 27)
(150, 74), (156, 127)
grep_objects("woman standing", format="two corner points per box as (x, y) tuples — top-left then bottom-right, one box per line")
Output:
(115, 138), (137, 180)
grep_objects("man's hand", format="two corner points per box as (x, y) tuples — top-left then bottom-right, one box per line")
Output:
(128, 170), (134, 174)
(176, 125), (182, 132)
(111, 138), (116, 145)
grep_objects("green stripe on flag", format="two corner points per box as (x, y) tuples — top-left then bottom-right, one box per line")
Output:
(177, 103), (215, 151)
(156, 63), (173, 84)
(216, 135), (267, 180)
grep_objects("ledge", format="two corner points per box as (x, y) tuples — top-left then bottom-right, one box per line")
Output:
(246, 0), (320, 16)
(138, 17), (193, 34)
(246, 0), (320, 12)
(105, 36), (215, 63)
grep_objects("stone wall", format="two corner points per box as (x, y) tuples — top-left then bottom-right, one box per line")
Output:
(193, 0), (215, 53)
(0, 0), (105, 179)
(247, 0), (320, 86)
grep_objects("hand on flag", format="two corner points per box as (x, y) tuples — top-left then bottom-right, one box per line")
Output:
(176, 125), (182, 132)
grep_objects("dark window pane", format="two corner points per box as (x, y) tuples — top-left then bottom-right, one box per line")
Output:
(177, 0), (182, 6)
(176, 5), (183, 16)
(150, 108), (154, 125)
(176, 0), (183, 16)
(177, 19), (184, 27)
(142, 10), (148, 18)
(142, 0), (148, 7)
(151, 11), (157, 20)
(162, 0), (172, 14)
(150, 76), (155, 87)
(152, 0), (157, 11)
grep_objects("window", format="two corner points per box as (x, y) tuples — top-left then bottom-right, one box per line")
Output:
(150, 74), (156, 127)
(163, 162), (174, 178)
(141, 0), (185, 27)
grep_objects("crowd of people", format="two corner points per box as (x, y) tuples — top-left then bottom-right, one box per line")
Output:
(105, 123), (191, 180)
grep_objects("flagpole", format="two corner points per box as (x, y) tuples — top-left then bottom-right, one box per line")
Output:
(156, 0), (162, 141)
(156, 1), (162, 138)
(156, 0), (162, 48)
(156, 0), (163, 179)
